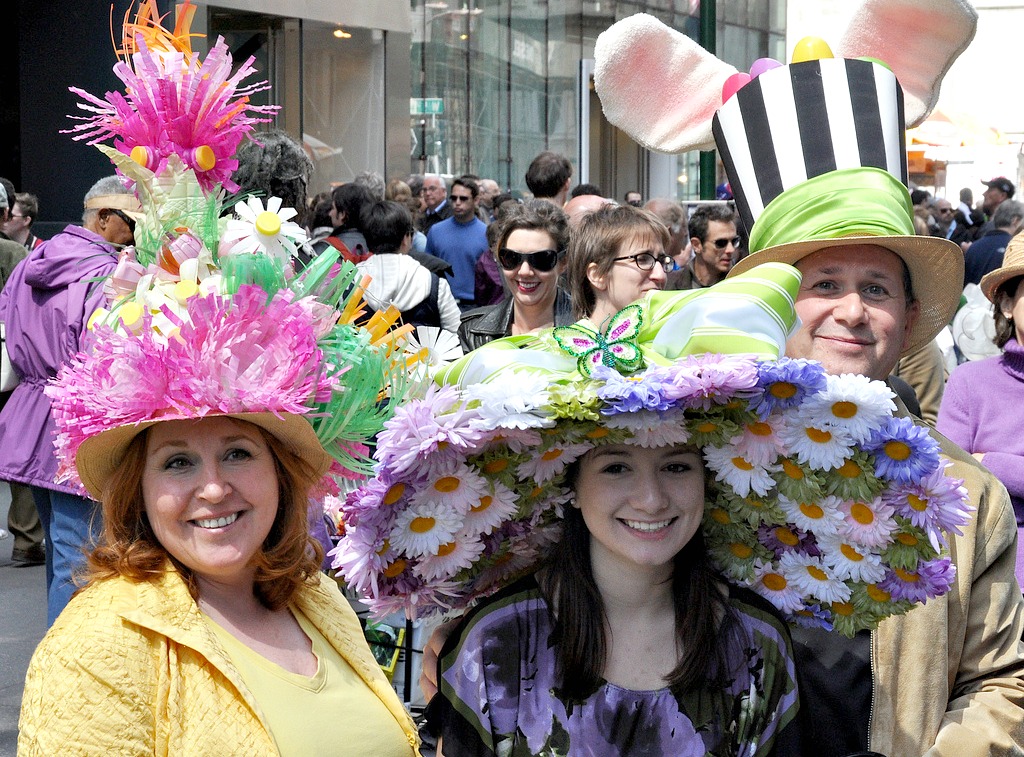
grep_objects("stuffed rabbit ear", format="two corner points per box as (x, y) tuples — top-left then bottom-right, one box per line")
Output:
(836, 0), (977, 128)
(595, 13), (736, 154)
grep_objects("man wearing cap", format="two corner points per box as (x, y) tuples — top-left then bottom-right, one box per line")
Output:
(0, 175), (139, 625)
(975, 177), (1017, 239)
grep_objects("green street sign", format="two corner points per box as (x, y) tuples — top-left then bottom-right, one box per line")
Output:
(410, 98), (444, 115)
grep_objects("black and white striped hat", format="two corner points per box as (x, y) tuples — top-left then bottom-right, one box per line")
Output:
(713, 58), (908, 234)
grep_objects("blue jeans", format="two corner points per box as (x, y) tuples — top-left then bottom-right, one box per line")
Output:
(31, 487), (102, 626)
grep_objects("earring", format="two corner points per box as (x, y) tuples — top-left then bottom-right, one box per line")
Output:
(568, 495), (579, 509)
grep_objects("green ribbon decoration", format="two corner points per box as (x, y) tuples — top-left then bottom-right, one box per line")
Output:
(749, 167), (915, 255)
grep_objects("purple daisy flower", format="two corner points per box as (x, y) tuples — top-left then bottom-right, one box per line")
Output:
(750, 358), (828, 418)
(878, 557), (956, 603)
(756, 523), (821, 558)
(663, 354), (760, 410)
(883, 465), (973, 550)
(593, 364), (676, 414)
(864, 417), (942, 484)
(374, 385), (485, 477)
(789, 603), (834, 631)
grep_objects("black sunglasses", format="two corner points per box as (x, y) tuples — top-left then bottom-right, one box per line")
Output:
(497, 247), (563, 272)
(710, 236), (742, 250)
(110, 208), (136, 233)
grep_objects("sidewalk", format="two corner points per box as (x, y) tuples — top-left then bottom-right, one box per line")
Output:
(0, 483), (47, 756)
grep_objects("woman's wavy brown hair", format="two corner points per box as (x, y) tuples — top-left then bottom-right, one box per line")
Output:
(83, 420), (324, 610)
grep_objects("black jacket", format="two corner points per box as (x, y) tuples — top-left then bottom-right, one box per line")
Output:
(457, 288), (574, 352)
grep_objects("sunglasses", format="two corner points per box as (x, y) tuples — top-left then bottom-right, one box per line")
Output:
(110, 208), (136, 233)
(709, 236), (742, 250)
(612, 251), (675, 271)
(497, 247), (563, 272)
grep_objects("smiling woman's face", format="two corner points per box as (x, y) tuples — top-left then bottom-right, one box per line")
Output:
(141, 416), (280, 591)
(500, 228), (563, 314)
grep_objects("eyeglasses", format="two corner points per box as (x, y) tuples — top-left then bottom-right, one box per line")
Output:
(497, 247), (563, 272)
(937, 208), (954, 214)
(110, 209), (136, 233)
(612, 252), (675, 271)
(449, 194), (473, 204)
(710, 236), (742, 250)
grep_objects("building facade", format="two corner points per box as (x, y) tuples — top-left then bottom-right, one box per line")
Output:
(6, 0), (784, 228)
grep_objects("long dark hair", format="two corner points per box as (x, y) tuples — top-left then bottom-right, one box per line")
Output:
(539, 485), (737, 701)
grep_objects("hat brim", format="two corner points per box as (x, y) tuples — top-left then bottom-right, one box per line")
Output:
(980, 264), (1024, 302)
(729, 235), (963, 355)
(75, 412), (333, 500)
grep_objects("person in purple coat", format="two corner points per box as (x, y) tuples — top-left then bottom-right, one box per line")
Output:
(0, 176), (138, 625)
(938, 232), (1024, 589)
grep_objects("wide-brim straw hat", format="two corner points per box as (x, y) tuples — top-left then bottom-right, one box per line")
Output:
(74, 411), (333, 501)
(980, 233), (1024, 303)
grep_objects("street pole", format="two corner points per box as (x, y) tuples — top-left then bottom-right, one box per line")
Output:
(699, 0), (717, 201)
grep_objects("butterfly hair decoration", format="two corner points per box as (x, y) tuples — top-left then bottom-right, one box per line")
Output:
(553, 304), (645, 377)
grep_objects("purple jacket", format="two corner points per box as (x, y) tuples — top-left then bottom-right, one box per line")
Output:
(0, 226), (118, 493)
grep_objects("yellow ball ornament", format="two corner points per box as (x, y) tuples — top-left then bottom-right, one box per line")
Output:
(791, 36), (834, 64)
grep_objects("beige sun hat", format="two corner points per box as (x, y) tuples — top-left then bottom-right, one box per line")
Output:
(74, 411), (333, 502)
(980, 233), (1024, 303)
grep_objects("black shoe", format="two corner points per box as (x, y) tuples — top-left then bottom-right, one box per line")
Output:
(11, 546), (45, 566)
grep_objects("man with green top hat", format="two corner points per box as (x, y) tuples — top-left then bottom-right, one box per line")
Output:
(593, 4), (1024, 754)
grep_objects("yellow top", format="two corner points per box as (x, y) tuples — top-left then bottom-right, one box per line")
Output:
(206, 607), (414, 757)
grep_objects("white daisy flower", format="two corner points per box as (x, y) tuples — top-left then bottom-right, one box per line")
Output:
(414, 532), (487, 582)
(410, 462), (490, 514)
(839, 497), (898, 548)
(462, 481), (519, 536)
(221, 195), (308, 262)
(752, 558), (805, 613)
(816, 531), (887, 583)
(603, 410), (691, 448)
(777, 494), (844, 537)
(729, 416), (785, 466)
(519, 442), (593, 484)
(797, 373), (896, 444)
(778, 419), (854, 471)
(465, 374), (555, 431)
(779, 550), (851, 605)
(390, 501), (464, 558)
(703, 444), (778, 497)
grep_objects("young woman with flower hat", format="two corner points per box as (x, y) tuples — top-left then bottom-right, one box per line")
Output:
(19, 4), (421, 754)
(332, 263), (970, 755)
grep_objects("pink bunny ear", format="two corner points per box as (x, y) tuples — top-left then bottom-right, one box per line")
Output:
(595, 13), (736, 154)
(837, 0), (977, 128)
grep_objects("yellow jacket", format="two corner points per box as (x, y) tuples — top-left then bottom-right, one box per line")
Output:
(19, 568), (421, 756)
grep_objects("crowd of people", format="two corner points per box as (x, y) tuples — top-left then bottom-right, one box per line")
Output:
(3, 2), (1024, 756)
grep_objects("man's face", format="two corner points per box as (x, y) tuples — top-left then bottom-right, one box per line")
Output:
(449, 184), (477, 222)
(422, 178), (446, 212)
(787, 245), (919, 380)
(478, 179), (500, 208)
(934, 200), (953, 220)
(983, 186), (1007, 213)
(694, 220), (738, 273)
(625, 192), (642, 207)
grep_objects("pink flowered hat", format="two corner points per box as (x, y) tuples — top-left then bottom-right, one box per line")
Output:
(331, 264), (973, 636)
(47, 2), (418, 499)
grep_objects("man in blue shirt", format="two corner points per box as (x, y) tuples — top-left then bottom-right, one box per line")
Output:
(426, 177), (489, 310)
